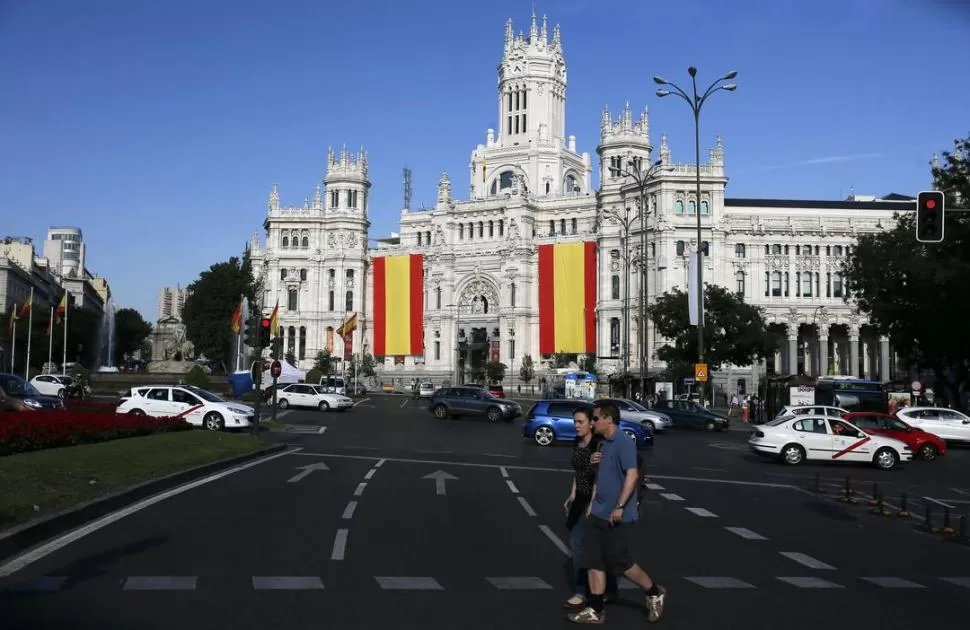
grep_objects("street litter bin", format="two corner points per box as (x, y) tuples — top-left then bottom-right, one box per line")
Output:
(228, 372), (254, 399)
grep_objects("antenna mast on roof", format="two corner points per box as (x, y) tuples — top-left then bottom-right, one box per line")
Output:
(403, 167), (412, 211)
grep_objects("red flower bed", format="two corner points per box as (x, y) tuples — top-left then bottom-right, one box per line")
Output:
(65, 400), (119, 414)
(0, 410), (192, 456)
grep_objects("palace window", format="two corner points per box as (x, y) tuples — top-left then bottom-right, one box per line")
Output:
(610, 318), (621, 354)
(688, 201), (696, 215)
(549, 220), (555, 236)
(301, 235), (309, 248)
(288, 289), (298, 311)
(564, 175), (577, 194)
(459, 224), (464, 239)
(478, 221), (484, 238)
(560, 219), (566, 234)
(328, 269), (335, 280)
(281, 234), (289, 248)
(509, 339), (516, 360)
(489, 220), (494, 237)
(770, 272), (782, 297)
(700, 200), (709, 215)
(701, 241), (710, 256)
(345, 291), (353, 312)
(510, 283), (516, 307)
(287, 327), (296, 354)
(498, 219), (504, 236)
(736, 271), (745, 296)
(832, 273), (844, 298)
(675, 200), (684, 215)
(571, 218), (577, 234)
(298, 326), (307, 360)
(347, 190), (358, 209)
(434, 341), (440, 360)
(735, 243), (746, 258)
(346, 269), (354, 281)
(435, 287), (442, 309)
(328, 291), (335, 311)
(330, 190), (339, 208)
(280, 269), (287, 281)
(676, 241), (685, 256)
(417, 232), (422, 246)
(771, 244), (782, 255)
(300, 269), (307, 282)
(611, 275), (620, 300)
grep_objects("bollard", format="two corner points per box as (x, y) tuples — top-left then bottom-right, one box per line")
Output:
(879, 493), (892, 517)
(839, 476), (857, 503)
(917, 504), (935, 533)
(942, 507), (955, 535)
(897, 493), (910, 518)
(867, 483), (879, 506)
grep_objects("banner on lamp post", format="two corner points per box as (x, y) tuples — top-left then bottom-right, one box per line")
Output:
(688, 252), (703, 327)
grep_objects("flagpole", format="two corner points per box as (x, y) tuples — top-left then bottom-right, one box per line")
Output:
(10, 303), (16, 373)
(47, 306), (54, 372)
(25, 289), (34, 380)
(236, 334), (242, 372)
(62, 299), (69, 369)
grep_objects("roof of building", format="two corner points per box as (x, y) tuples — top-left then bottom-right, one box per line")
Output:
(724, 195), (916, 211)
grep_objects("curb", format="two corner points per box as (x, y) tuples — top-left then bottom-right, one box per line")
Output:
(0, 442), (289, 564)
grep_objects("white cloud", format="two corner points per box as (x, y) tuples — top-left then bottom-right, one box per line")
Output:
(736, 153), (882, 174)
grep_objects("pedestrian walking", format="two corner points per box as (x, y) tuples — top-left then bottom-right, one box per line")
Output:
(567, 401), (666, 624)
(563, 405), (618, 610)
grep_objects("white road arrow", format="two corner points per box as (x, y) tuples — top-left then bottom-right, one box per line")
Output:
(287, 462), (330, 483)
(422, 470), (458, 496)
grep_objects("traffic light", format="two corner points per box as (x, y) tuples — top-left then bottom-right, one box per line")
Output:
(916, 190), (945, 243)
(243, 314), (259, 348)
(259, 317), (273, 347)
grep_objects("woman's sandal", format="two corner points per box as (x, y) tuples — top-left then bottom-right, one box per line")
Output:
(563, 596), (586, 609)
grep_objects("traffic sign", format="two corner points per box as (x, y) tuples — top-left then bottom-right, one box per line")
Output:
(694, 363), (709, 382)
(270, 360), (282, 378)
(683, 378), (695, 386)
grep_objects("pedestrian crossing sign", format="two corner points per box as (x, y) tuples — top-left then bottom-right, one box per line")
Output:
(694, 363), (709, 382)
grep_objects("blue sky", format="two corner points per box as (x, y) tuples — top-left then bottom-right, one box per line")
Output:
(1, 0), (967, 321)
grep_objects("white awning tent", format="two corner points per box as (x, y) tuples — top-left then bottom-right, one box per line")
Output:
(262, 360), (306, 385)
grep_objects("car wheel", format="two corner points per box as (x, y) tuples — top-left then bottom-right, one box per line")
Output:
(644, 420), (656, 432)
(780, 443), (805, 465)
(57, 389), (66, 399)
(204, 412), (224, 431)
(486, 407), (501, 423)
(873, 447), (898, 470)
(278, 398), (290, 409)
(318, 401), (330, 411)
(129, 408), (145, 415)
(433, 404), (449, 419)
(534, 425), (555, 446)
(918, 443), (938, 461)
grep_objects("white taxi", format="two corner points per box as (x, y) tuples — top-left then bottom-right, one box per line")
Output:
(117, 384), (254, 431)
(275, 383), (353, 411)
(749, 414), (911, 470)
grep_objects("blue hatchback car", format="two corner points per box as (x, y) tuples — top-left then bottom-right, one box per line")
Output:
(522, 400), (653, 448)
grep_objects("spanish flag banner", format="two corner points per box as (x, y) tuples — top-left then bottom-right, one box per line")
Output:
(269, 301), (280, 336)
(372, 254), (424, 356)
(538, 242), (597, 355)
(55, 294), (67, 323)
(18, 291), (33, 318)
(230, 297), (243, 334)
(337, 313), (358, 337)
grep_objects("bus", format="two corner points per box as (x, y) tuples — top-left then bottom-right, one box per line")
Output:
(758, 374), (888, 419)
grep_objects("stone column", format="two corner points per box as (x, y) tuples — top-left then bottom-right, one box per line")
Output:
(879, 336), (891, 382)
(849, 327), (860, 377)
(788, 329), (798, 375)
(818, 328), (829, 377)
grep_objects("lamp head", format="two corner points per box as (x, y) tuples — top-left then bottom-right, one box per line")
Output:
(687, 66), (697, 77)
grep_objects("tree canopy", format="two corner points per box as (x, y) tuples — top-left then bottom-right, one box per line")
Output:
(843, 133), (970, 402)
(181, 253), (256, 367)
(647, 284), (779, 371)
(114, 308), (152, 365)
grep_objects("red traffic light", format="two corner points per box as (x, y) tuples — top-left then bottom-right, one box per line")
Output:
(260, 318), (271, 328)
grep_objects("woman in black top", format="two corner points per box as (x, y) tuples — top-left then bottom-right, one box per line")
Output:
(562, 405), (619, 609)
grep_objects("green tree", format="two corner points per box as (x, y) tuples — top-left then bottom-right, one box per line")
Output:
(519, 354), (535, 385)
(843, 134), (970, 404)
(3, 300), (101, 371)
(551, 352), (574, 368)
(114, 308), (152, 365)
(356, 353), (377, 379)
(580, 353), (597, 376)
(181, 253), (256, 366)
(647, 285), (779, 371)
(485, 361), (507, 383)
(313, 349), (336, 376)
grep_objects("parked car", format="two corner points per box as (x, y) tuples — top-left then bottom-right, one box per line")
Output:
(522, 399), (653, 448)
(894, 406), (970, 444)
(654, 399), (729, 431)
(29, 374), (74, 398)
(844, 411), (946, 461)
(276, 383), (353, 411)
(428, 386), (522, 422)
(594, 398), (673, 432)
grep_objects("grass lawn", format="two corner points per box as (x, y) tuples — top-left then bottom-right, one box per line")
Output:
(0, 430), (270, 531)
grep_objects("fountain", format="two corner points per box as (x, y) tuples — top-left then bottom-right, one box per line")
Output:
(235, 296), (250, 372)
(96, 298), (119, 372)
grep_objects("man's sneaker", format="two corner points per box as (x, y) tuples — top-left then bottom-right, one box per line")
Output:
(567, 606), (605, 624)
(645, 585), (666, 622)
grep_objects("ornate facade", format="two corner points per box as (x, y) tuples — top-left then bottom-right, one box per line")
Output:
(249, 11), (909, 392)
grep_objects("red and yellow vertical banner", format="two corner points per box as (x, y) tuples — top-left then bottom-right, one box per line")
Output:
(538, 242), (597, 355)
(372, 254), (424, 356)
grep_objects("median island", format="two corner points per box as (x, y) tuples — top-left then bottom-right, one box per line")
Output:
(0, 405), (270, 531)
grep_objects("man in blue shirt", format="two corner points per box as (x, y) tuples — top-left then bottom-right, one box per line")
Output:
(567, 401), (666, 624)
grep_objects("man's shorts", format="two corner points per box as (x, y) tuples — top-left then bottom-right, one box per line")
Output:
(583, 516), (635, 575)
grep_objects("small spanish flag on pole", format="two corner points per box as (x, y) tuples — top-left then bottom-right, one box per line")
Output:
(269, 301), (280, 337)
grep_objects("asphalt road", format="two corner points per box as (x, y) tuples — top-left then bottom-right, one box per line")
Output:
(2, 393), (969, 629)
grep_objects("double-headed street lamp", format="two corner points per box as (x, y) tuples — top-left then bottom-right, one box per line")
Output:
(445, 303), (463, 385)
(616, 158), (669, 400)
(601, 203), (640, 390)
(654, 67), (737, 404)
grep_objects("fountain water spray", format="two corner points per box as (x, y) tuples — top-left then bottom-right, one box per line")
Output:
(96, 298), (119, 373)
(236, 296), (250, 372)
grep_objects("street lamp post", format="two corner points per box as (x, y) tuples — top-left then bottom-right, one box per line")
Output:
(445, 303), (462, 385)
(654, 67), (737, 405)
(617, 158), (668, 400)
(601, 204), (640, 394)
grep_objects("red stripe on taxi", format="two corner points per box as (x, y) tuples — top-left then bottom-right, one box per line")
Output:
(174, 404), (205, 419)
(832, 436), (871, 459)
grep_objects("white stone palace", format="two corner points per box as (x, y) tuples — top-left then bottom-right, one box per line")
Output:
(248, 11), (913, 395)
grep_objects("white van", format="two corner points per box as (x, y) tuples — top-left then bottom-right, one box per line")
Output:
(318, 375), (346, 395)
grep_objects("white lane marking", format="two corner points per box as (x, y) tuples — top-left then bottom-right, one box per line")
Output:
(252, 576), (324, 590)
(692, 467), (728, 473)
(505, 480), (519, 494)
(374, 459), (386, 468)
(331, 529), (348, 560)
(941, 577), (970, 588)
(317, 426), (327, 434)
(353, 483), (367, 496)
(399, 399), (409, 409)
(780, 552), (835, 570)
(482, 453), (518, 458)
(123, 576), (197, 590)
(364, 469), (376, 480)
(538, 525), (571, 556)
(924, 497), (955, 509)
(950, 487), (969, 497)
(644, 483), (665, 491)
(415, 449), (454, 454)
(517, 497), (537, 517)
(352, 398), (370, 407)
(499, 466), (510, 478)
(276, 410), (293, 419)
(0, 447), (295, 578)
(862, 577), (925, 588)
(660, 493), (684, 502)
(342, 501), (357, 519)
(777, 577), (843, 588)
(725, 527), (767, 541)
(486, 576), (553, 590)
(375, 577), (442, 590)
(685, 577), (755, 589)
(685, 507), (718, 517)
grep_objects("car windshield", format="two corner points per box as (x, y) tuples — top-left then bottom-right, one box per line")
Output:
(624, 399), (648, 411)
(889, 418), (911, 431)
(185, 387), (224, 403)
